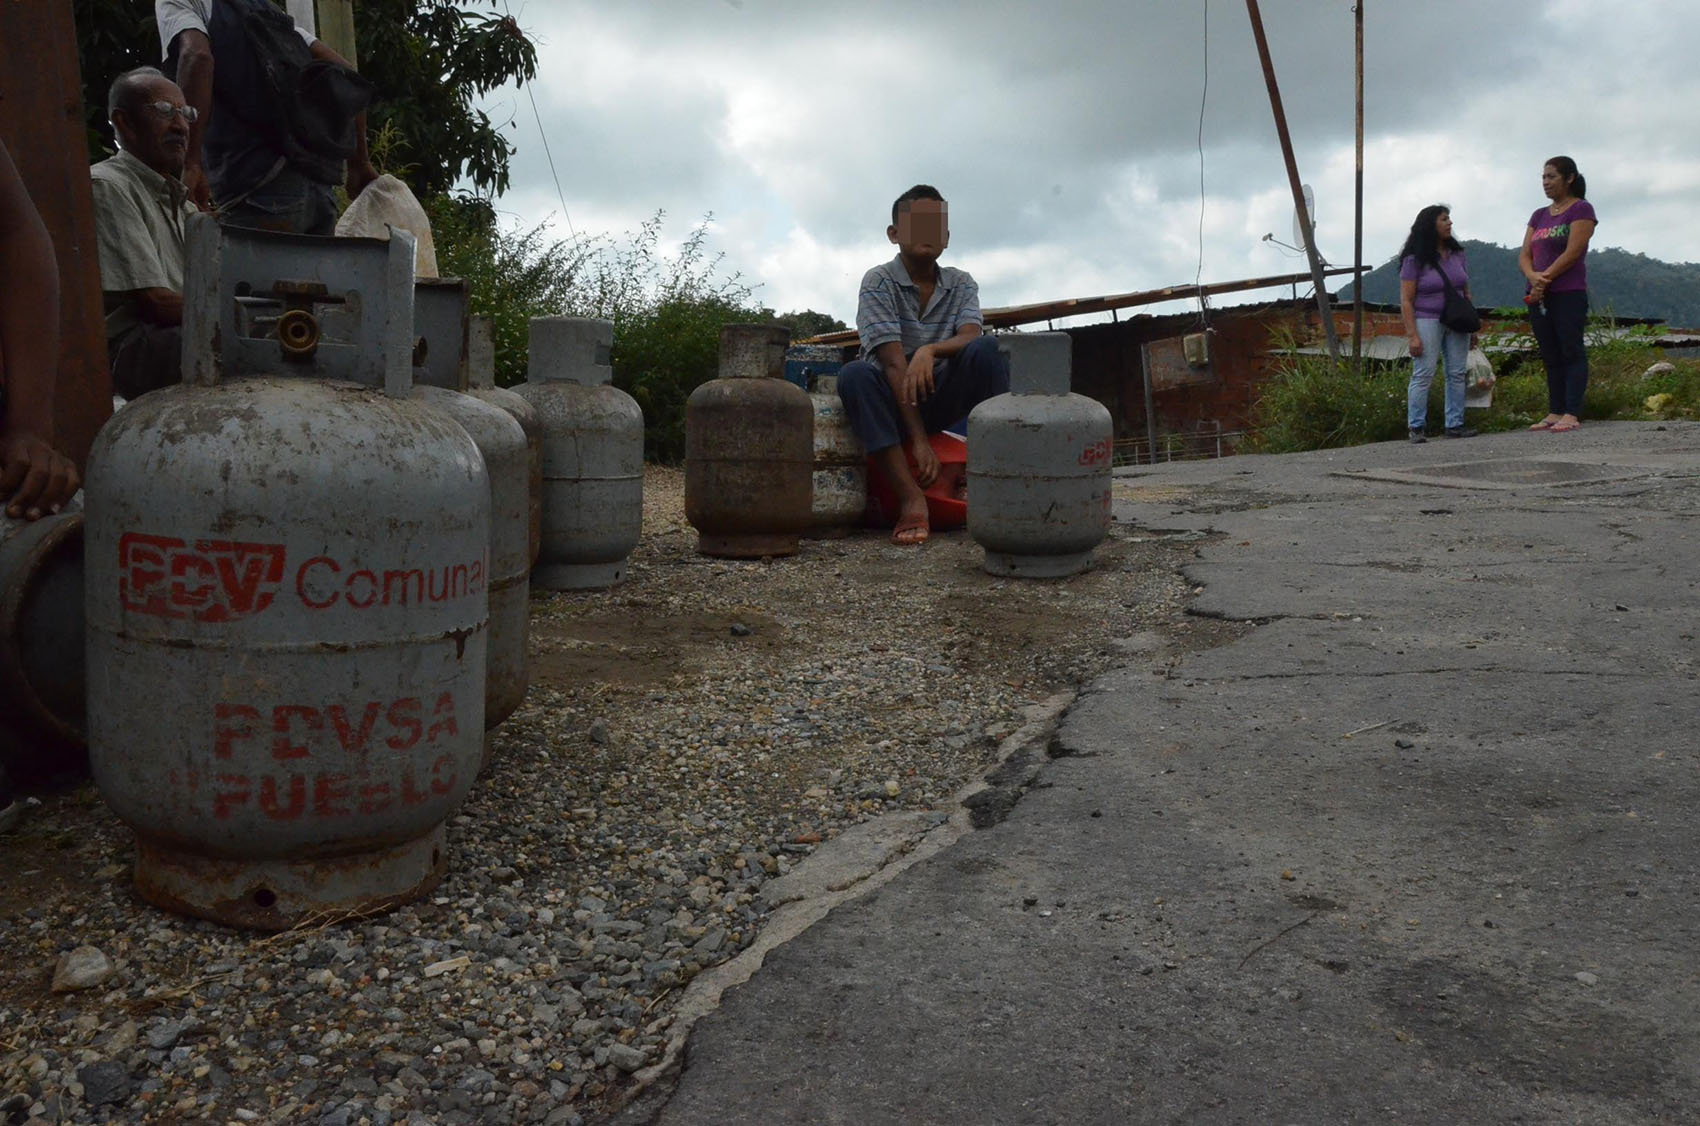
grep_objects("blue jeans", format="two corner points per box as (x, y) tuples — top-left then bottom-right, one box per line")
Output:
(836, 335), (1010, 453)
(218, 166), (339, 236)
(1407, 318), (1469, 430)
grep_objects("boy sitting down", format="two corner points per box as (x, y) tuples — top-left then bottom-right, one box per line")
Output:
(837, 184), (1008, 545)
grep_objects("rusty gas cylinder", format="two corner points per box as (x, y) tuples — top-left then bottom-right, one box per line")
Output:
(412, 281), (531, 733)
(805, 373), (865, 536)
(465, 316), (543, 567)
(514, 317), (644, 589)
(0, 506), (86, 781)
(685, 325), (813, 558)
(83, 216), (490, 930)
(968, 332), (1112, 578)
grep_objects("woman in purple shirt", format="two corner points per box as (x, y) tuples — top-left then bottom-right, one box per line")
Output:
(1398, 204), (1475, 443)
(1519, 156), (1597, 432)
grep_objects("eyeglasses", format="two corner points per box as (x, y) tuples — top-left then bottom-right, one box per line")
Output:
(140, 101), (198, 123)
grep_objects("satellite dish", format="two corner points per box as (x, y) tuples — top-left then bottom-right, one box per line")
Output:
(1292, 184), (1316, 252)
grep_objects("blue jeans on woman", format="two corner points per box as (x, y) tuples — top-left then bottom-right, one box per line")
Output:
(1408, 317), (1469, 431)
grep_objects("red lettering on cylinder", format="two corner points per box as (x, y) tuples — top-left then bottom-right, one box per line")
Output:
(429, 753), (457, 796)
(385, 698), (423, 750)
(401, 765), (430, 807)
(169, 552), (216, 612)
(346, 570), (378, 609)
(259, 775), (306, 820)
(328, 702), (382, 753)
(212, 774), (251, 819)
(358, 781), (394, 816)
(425, 692), (459, 742)
(121, 533), (285, 621)
(313, 773), (352, 818)
(271, 705), (322, 761)
(214, 703), (262, 759)
(296, 556), (340, 609)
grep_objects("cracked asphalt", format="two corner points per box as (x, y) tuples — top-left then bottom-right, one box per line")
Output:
(617, 420), (1700, 1125)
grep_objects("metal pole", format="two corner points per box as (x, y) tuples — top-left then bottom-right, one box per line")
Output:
(1353, 2), (1365, 376)
(1140, 343), (1159, 466)
(1246, 0), (1341, 362)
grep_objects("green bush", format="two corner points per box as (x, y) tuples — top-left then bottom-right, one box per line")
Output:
(429, 200), (773, 461)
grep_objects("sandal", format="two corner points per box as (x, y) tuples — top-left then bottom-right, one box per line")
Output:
(891, 512), (930, 546)
(1549, 419), (1580, 433)
(1528, 418), (1557, 431)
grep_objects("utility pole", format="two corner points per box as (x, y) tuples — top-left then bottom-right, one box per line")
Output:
(315, 0), (359, 68)
(1353, 2), (1365, 376)
(1246, 0), (1341, 362)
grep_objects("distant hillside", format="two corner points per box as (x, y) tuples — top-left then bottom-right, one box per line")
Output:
(1340, 240), (1700, 327)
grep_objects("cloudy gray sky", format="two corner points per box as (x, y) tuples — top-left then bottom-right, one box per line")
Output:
(473, 0), (1699, 325)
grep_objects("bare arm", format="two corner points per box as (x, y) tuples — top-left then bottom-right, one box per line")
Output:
(172, 28), (216, 211)
(308, 38), (377, 199)
(1517, 226), (1538, 285)
(1399, 278), (1420, 342)
(134, 288), (184, 327)
(0, 141), (78, 517)
(1536, 219), (1596, 287)
(874, 340), (928, 439)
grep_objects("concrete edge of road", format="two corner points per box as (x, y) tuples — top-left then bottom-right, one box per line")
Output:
(602, 690), (1078, 1125)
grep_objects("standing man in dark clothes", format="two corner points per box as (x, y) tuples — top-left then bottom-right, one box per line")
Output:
(156, 0), (377, 233)
(836, 185), (1008, 545)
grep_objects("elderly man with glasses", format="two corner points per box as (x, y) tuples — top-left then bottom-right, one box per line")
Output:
(89, 67), (200, 400)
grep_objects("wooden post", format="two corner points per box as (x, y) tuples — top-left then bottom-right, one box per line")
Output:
(1246, 0), (1341, 363)
(1353, 2), (1365, 376)
(315, 0), (358, 68)
(0, 0), (111, 469)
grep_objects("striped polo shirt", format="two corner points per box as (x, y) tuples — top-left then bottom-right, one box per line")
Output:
(855, 254), (983, 363)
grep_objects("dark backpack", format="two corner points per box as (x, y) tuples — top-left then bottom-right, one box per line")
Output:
(208, 0), (374, 185)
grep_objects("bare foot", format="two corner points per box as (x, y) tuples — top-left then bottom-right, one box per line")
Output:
(1529, 415), (1561, 431)
(891, 498), (929, 545)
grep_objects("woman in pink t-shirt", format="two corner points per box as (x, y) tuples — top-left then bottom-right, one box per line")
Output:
(1518, 156), (1597, 432)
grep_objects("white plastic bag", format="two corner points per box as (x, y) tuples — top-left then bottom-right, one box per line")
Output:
(1464, 346), (1495, 409)
(335, 173), (438, 278)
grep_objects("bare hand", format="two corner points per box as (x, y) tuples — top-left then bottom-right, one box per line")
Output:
(346, 159), (379, 202)
(0, 427), (78, 520)
(1407, 333), (1423, 358)
(893, 346), (935, 407)
(183, 162), (213, 212)
(908, 435), (941, 489)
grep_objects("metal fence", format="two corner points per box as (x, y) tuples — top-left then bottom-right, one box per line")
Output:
(1112, 425), (1247, 467)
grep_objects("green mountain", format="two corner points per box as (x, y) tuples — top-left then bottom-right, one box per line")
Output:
(1340, 240), (1700, 327)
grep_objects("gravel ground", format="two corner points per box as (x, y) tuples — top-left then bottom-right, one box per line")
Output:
(0, 467), (1241, 1126)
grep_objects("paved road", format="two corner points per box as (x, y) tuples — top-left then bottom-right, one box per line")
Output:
(638, 422), (1700, 1124)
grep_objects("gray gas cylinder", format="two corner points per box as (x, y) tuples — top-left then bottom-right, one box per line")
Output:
(805, 374), (865, 537)
(412, 281), (531, 733)
(465, 315), (543, 568)
(83, 215), (490, 930)
(685, 325), (813, 558)
(0, 505), (86, 781)
(968, 332), (1112, 578)
(514, 317), (644, 589)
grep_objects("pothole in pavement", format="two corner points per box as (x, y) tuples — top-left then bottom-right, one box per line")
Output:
(1338, 458), (1652, 491)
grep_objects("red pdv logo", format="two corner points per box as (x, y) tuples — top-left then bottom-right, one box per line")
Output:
(119, 532), (287, 623)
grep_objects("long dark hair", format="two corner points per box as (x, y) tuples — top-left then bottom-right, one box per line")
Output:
(1546, 155), (1587, 200)
(1398, 204), (1463, 270)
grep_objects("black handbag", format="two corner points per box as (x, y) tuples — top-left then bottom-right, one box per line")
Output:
(1434, 257), (1481, 334)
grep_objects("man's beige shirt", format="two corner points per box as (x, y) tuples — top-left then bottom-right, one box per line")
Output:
(90, 147), (195, 342)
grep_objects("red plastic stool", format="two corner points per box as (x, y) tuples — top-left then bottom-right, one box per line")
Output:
(864, 431), (968, 530)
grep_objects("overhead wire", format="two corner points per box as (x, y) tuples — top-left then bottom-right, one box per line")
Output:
(502, 0), (577, 241)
